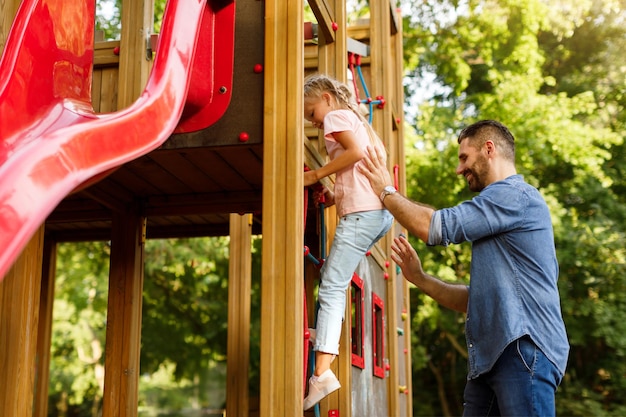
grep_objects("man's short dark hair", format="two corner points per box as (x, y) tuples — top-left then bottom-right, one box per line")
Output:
(458, 120), (515, 162)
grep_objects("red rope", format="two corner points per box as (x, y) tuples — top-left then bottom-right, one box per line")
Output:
(348, 52), (361, 104)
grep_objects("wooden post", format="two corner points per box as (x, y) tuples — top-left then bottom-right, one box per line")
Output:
(390, 6), (413, 414)
(226, 213), (252, 416)
(33, 239), (58, 417)
(314, 0), (347, 79)
(0, 0), (21, 53)
(0, 18), (46, 417)
(313, 1), (352, 414)
(369, 2), (410, 415)
(118, 0), (154, 108)
(260, 0), (304, 415)
(100, 0), (152, 411)
(371, 0), (392, 413)
(102, 210), (145, 417)
(0, 15), (45, 417)
(0, 226), (45, 417)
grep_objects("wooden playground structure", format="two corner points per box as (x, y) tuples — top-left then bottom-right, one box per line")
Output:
(0, 0), (411, 415)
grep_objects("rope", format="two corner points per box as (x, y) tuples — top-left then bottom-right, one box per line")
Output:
(349, 52), (385, 124)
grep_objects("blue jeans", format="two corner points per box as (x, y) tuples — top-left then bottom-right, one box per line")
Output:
(313, 209), (393, 355)
(463, 336), (563, 417)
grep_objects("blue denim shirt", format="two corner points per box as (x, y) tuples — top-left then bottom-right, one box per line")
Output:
(428, 175), (569, 379)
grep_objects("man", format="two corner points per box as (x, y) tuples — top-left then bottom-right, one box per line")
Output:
(359, 120), (569, 416)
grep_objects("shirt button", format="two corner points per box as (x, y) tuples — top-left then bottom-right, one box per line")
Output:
(469, 344), (473, 348)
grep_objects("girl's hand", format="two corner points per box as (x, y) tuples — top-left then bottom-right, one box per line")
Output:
(314, 186), (335, 207)
(304, 170), (318, 187)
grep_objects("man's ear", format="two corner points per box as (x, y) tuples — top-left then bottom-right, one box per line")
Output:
(485, 140), (495, 155)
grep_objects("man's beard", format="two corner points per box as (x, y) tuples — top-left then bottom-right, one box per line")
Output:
(465, 154), (489, 192)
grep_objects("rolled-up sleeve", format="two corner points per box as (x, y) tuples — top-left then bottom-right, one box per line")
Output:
(428, 210), (443, 246)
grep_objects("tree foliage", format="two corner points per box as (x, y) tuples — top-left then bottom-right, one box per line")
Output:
(49, 237), (262, 416)
(401, 0), (626, 415)
(49, 242), (110, 417)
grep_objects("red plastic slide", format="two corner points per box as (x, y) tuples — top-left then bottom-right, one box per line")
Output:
(0, 0), (235, 280)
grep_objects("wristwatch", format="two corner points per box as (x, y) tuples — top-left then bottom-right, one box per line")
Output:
(379, 185), (397, 203)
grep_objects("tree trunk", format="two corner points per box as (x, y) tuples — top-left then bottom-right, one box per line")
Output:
(428, 360), (452, 417)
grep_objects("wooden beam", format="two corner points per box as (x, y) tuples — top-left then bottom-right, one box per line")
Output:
(0, 226), (45, 417)
(312, 0), (352, 413)
(226, 214), (253, 416)
(102, 209), (145, 417)
(117, 0), (154, 108)
(0, 0), (20, 54)
(369, 1), (409, 415)
(260, 0), (304, 414)
(94, 41), (121, 67)
(389, 0), (400, 35)
(33, 238), (57, 417)
(391, 5), (412, 414)
(144, 191), (262, 216)
(307, 0), (336, 44)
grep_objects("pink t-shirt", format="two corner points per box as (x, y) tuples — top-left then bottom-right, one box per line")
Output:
(323, 109), (385, 217)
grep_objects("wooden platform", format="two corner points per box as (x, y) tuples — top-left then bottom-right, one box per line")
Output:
(46, 0), (265, 242)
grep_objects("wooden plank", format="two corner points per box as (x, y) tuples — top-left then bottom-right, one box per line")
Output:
(94, 41), (121, 67)
(226, 214), (252, 416)
(33, 239), (57, 417)
(391, 6), (412, 414)
(260, 0), (304, 415)
(126, 156), (192, 194)
(117, 0), (153, 108)
(92, 69), (103, 113)
(369, 1), (406, 415)
(108, 165), (162, 196)
(307, 0), (336, 44)
(389, 0), (400, 35)
(81, 186), (132, 213)
(215, 147), (263, 188)
(312, 1), (352, 413)
(305, 41), (319, 69)
(0, 0), (20, 54)
(98, 67), (120, 113)
(183, 149), (256, 191)
(0, 226), (44, 417)
(147, 150), (224, 193)
(102, 209), (145, 417)
(144, 191), (262, 216)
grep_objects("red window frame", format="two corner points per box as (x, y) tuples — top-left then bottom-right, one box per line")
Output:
(372, 292), (385, 378)
(350, 273), (365, 369)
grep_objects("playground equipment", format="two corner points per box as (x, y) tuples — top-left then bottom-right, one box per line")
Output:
(0, 0), (411, 415)
(0, 0), (235, 280)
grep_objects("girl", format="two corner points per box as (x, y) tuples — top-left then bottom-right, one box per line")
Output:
(302, 74), (393, 410)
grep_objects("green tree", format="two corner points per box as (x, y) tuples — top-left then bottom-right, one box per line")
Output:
(49, 236), (262, 416)
(401, 0), (626, 415)
(95, 0), (167, 40)
(49, 241), (110, 417)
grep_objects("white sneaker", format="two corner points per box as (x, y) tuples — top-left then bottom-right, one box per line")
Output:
(303, 369), (341, 410)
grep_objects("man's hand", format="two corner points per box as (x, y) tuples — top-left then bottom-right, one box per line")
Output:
(392, 234), (469, 313)
(358, 145), (393, 196)
(391, 235), (425, 286)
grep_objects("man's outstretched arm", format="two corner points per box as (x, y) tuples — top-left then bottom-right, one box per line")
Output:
(359, 145), (435, 243)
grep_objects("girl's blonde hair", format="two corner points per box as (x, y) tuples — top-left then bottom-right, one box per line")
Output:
(304, 74), (384, 148)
